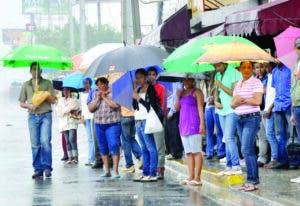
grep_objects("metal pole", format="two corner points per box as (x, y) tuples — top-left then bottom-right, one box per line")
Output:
(157, 1), (163, 25)
(121, 0), (128, 44)
(80, 0), (87, 52)
(69, 0), (75, 55)
(97, 0), (101, 29)
(131, 0), (141, 44)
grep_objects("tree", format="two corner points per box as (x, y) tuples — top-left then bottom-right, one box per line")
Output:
(34, 22), (122, 57)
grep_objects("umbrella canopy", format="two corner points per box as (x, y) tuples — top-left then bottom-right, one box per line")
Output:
(163, 35), (255, 73)
(79, 43), (123, 70)
(2, 44), (72, 70)
(195, 41), (275, 64)
(84, 45), (168, 77)
(157, 72), (210, 82)
(71, 54), (83, 71)
(274, 26), (300, 69)
(111, 66), (168, 110)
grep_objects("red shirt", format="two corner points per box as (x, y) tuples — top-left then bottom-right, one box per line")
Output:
(154, 83), (165, 108)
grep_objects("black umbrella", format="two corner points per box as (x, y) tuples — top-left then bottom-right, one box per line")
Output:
(84, 45), (168, 77)
(157, 72), (210, 82)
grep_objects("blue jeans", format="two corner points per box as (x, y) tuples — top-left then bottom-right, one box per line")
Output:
(85, 119), (95, 163)
(135, 120), (158, 177)
(94, 123), (121, 156)
(218, 113), (240, 169)
(121, 117), (142, 168)
(274, 108), (292, 164)
(205, 106), (225, 157)
(292, 106), (300, 142)
(237, 115), (261, 185)
(28, 112), (52, 172)
(265, 112), (278, 161)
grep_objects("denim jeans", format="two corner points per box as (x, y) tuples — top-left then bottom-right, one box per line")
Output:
(135, 120), (158, 177)
(63, 129), (78, 157)
(265, 112), (278, 161)
(274, 108), (292, 164)
(121, 117), (142, 168)
(257, 114), (268, 164)
(292, 106), (300, 142)
(28, 112), (52, 172)
(153, 130), (165, 168)
(205, 106), (225, 157)
(85, 119), (95, 163)
(237, 115), (261, 185)
(94, 122), (121, 156)
(218, 113), (241, 169)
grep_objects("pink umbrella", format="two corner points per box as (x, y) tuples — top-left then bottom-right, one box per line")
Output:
(274, 26), (300, 69)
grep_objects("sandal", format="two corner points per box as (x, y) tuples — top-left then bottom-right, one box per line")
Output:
(180, 179), (190, 185)
(188, 180), (202, 186)
(243, 184), (258, 192)
(100, 173), (111, 178)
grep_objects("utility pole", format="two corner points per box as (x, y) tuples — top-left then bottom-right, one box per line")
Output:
(69, 0), (75, 55)
(157, 1), (163, 26)
(131, 0), (141, 44)
(121, 0), (128, 44)
(79, 0), (87, 52)
(97, 0), (101, 29)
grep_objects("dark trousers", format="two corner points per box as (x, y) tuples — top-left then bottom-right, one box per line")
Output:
(92, 118), (103, 164)
(165, 111), (183, 158)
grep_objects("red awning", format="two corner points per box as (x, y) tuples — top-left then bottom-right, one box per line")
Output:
(225, 0), (300, 36)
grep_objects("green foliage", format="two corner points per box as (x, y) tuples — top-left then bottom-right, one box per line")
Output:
(34, 21), (122, 57)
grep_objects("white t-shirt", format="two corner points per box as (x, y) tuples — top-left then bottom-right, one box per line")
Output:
(81, 92), (94, 120)
(264, 73), (276, 112)
(134, 93), (148, 120)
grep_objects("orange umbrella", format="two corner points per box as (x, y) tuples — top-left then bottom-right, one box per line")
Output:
(195, 41), (275, 64)
(71, 54), (83, 72)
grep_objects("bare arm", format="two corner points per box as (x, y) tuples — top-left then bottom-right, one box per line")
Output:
(88, 95), (100, 113)
(243, 92), (263, 106)
(102, 96), (120, 109)
(194, 89), (206, 135)
(215, 80), (235, 96)
(174, 90), (182, 112)
(20, 101), (36, 111)
(47, 95), (56, 104)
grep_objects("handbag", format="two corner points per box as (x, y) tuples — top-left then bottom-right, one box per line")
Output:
(287, 127), (300, 156)
(32, 91), (51, 107)
(144, 107), (164, 134)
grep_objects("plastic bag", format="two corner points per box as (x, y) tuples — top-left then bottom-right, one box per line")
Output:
(32, 91), (51, 107)
(144, 107), (163, 134)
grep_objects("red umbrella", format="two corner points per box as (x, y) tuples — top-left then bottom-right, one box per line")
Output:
(71, 54), (83, 72)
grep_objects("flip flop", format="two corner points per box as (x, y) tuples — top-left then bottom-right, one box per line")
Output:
(180, 179), (190, 185)
(100, 173), (111, 178)
(243, 184), (258, 192)
(113, 174), (121, 179)
(188, 180), (202, 186)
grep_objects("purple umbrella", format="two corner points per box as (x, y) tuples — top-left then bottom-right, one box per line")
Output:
(274, 26), (300, 69)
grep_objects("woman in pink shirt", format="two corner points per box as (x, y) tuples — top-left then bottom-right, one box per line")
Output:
(231, 61), (263, 192)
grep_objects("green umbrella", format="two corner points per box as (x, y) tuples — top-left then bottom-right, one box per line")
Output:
(163, 35), (255, 73)
(1, 44), (72, 70)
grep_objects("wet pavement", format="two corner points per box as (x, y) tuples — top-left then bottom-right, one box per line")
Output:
(0, 69), (219, 205)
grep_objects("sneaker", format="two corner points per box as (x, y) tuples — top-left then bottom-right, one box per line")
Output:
(141, 176), (158, 182)
(217, 169), (231, 176)
(217, 155), (226, 160)
(32, 171), (43, 179)
(290, 176), (300, 183)
(219, 157), (227, 164)
(91, 162), (103, 169)
(85, 162), (94, 166)
(133, 175), (148, 182)
(157, 167), (164, 180)
(206, 156), (213, 160)
(165, 154), (173, 159)
(138, 158), (143, 170)
(264, 160), (281, 169)
(257, 161), (264, 167)
(240, 159), (246, 166)
(224, 169), (242, 176)
(61, 156), (68, 161)
(44, 170), (52, 178)
(120, 165), (135, 173)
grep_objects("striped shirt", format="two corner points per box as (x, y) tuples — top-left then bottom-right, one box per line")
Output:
(233, 76), (263, 115)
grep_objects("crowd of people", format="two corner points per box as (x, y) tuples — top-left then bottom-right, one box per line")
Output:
(18, 38), (300, 191)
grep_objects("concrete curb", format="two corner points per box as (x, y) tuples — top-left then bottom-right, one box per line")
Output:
(165, 159), (285, 206)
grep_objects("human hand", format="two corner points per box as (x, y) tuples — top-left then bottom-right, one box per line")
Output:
(263, 112), (271, 119)
(215, 80), (221, 87)
(215, 102), (223, 109)
(291, 115), (295, 125)
(28, 104), (36, 111)
(200, 124), (206, 136)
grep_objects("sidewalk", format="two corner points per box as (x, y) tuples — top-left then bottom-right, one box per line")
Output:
(165, 157), (300, 206)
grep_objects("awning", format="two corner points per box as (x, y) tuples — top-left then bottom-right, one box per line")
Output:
(141, 5), (191, 51)
(192, 24), (225, 40)
(225, 0), (300, 36)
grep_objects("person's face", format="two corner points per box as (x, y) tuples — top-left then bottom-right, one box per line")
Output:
(97, 82), (108, 91)
(254, 63), (266, 77)
(295, 45), (300, 58)
(30, 66), (42, 78)
(264, 63), (273, 74)
(147, 71), (157, 83)
(213, 63), (226, 73)
(239, 61), (254, 80)
(83, 80), (91, 90)
(183, 78), (195, 89)
(62, 88), (71, 97)
(135, 73), (146, 86)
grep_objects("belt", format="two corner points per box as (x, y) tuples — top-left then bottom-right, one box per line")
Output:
(238, 112), (260, 119)
(30, 111), (52, 116)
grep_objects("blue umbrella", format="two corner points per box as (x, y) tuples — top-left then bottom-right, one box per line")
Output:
(112, 66), (171, 110)
(61, 72), (84, 92)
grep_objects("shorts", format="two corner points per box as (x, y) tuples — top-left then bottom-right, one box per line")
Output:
(181, 134), (202, 154)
